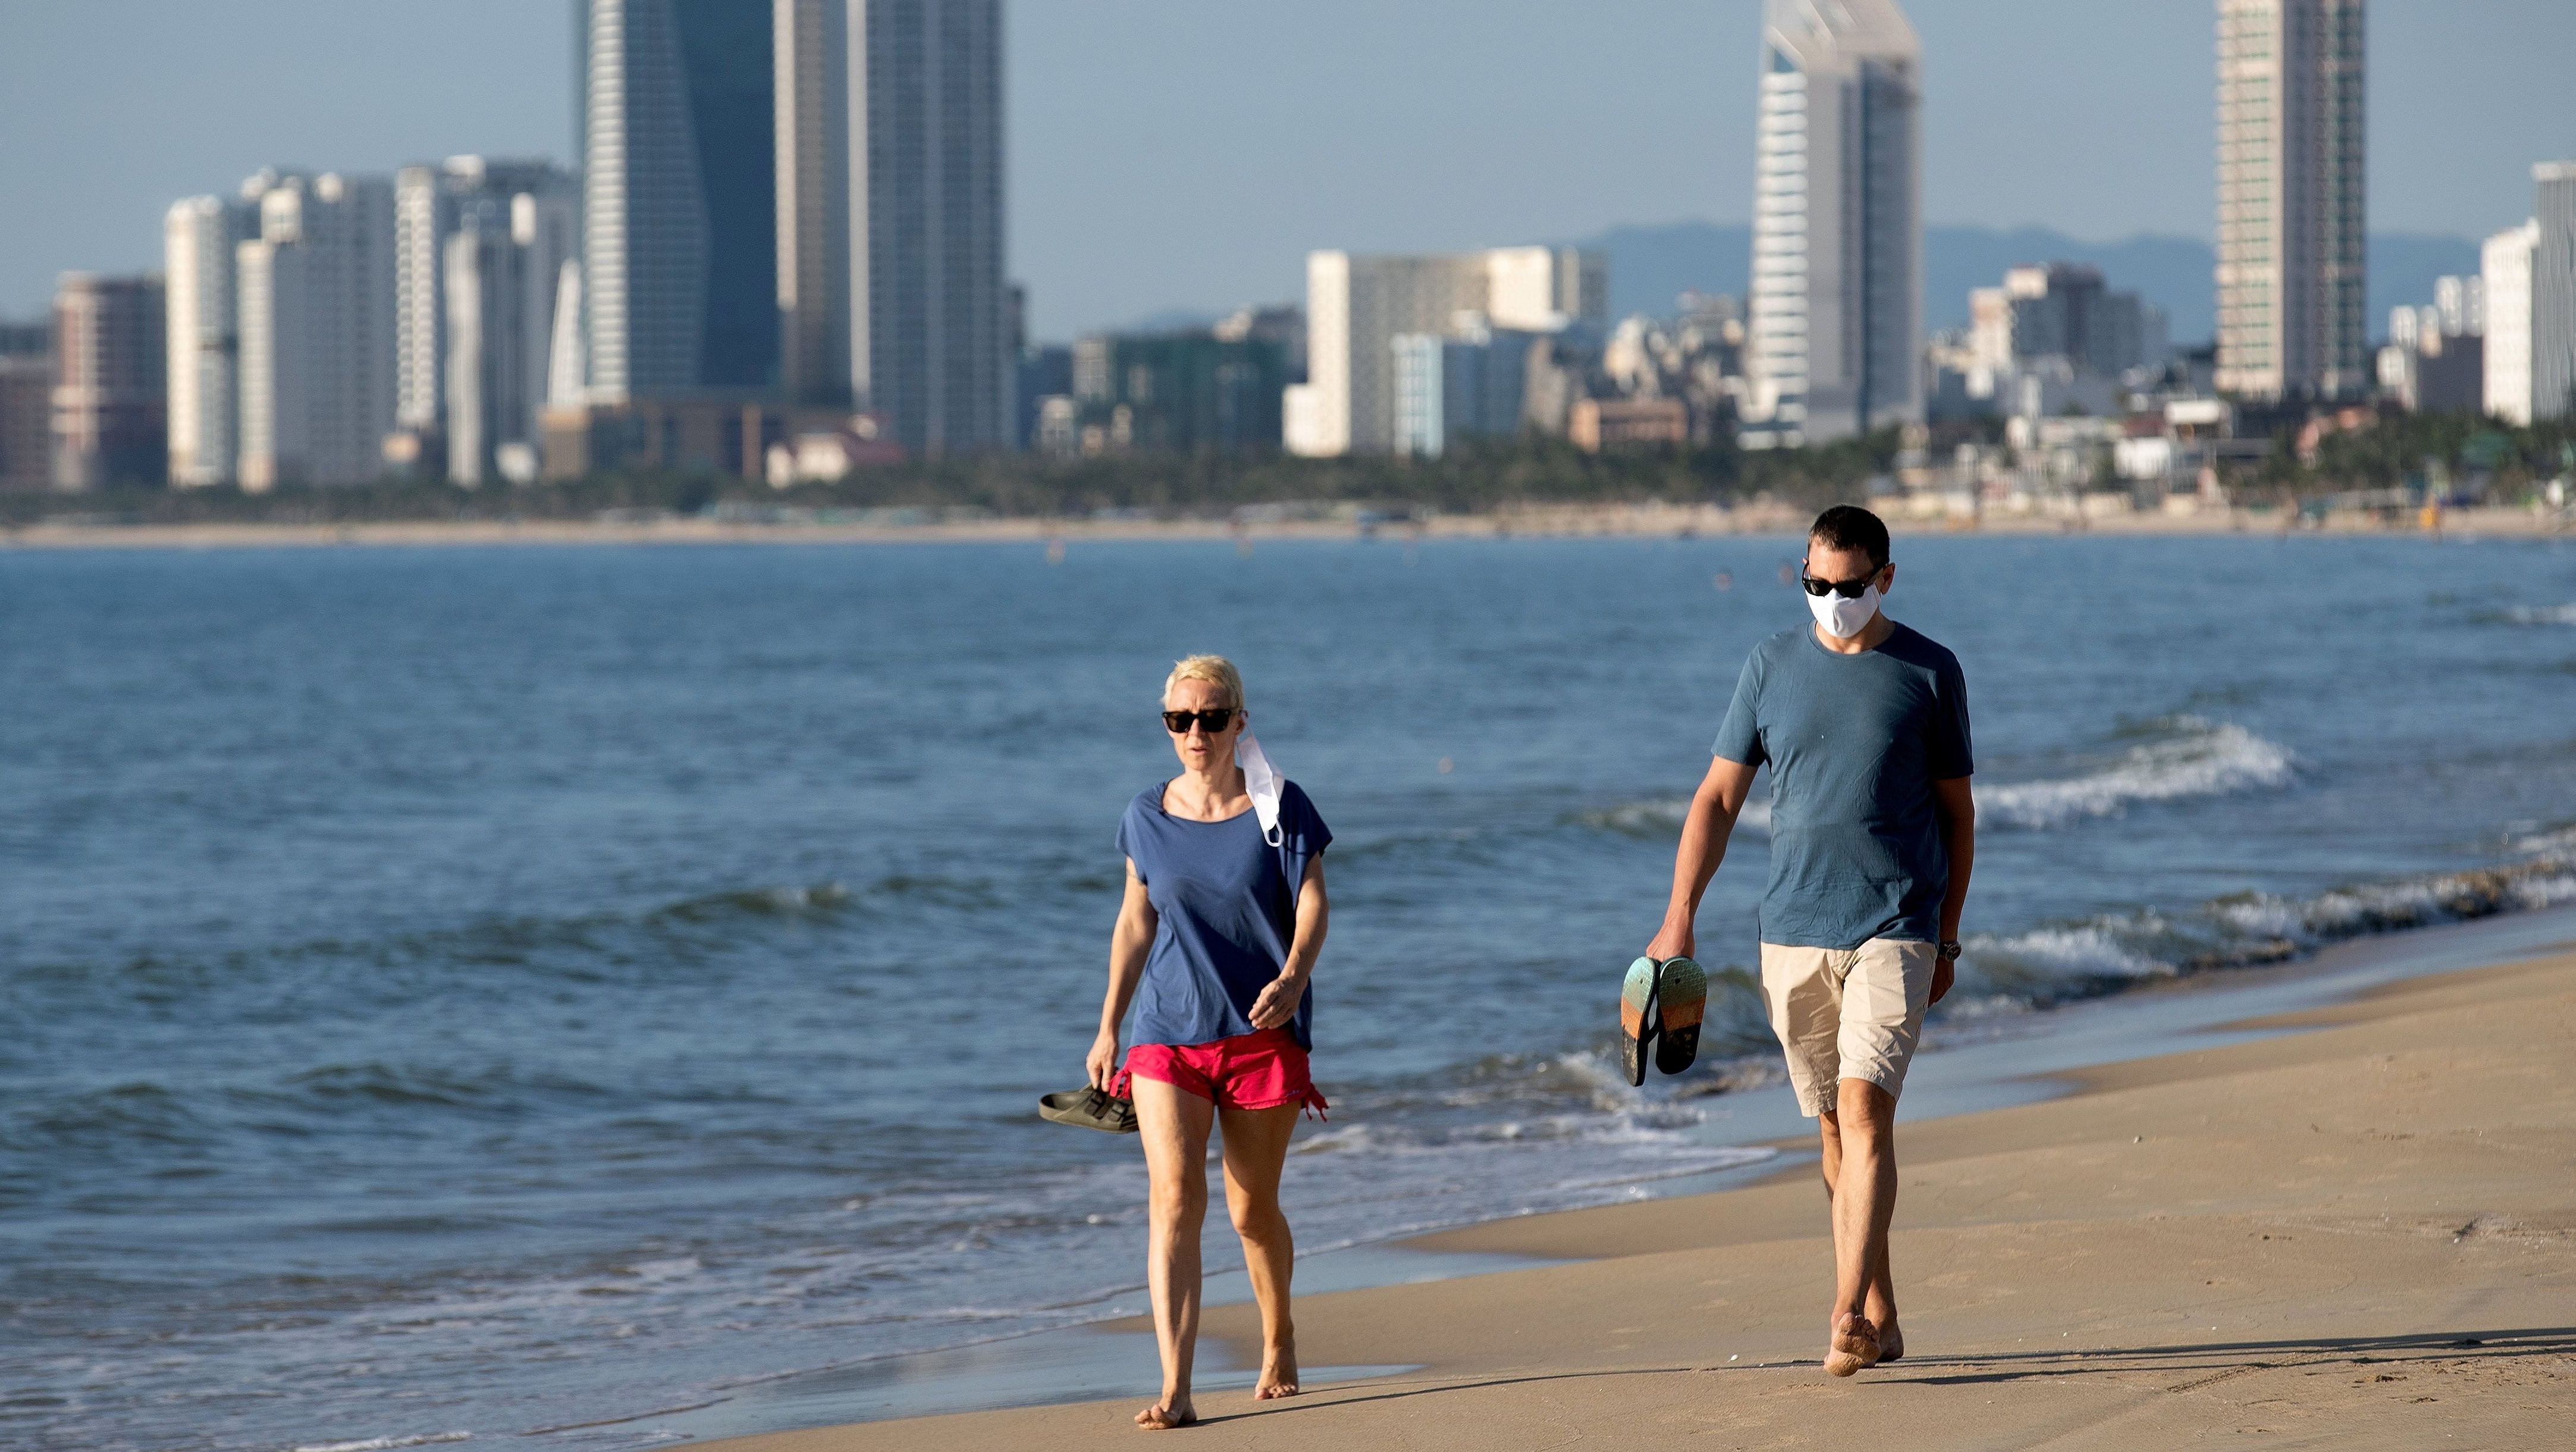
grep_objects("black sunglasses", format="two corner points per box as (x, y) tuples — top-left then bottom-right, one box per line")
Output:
(1161, 708), (1238, 734)
(1799, 566), (1884, 600)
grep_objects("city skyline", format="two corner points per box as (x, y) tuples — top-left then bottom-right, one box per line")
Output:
(4, 1), (2571, 340)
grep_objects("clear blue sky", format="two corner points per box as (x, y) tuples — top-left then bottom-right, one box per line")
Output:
(2, 1), (2569, 338)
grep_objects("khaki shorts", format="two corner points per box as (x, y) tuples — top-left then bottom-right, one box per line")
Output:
(1758, 938), (1937, 1117)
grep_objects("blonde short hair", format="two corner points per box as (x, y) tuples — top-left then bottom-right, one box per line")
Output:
(1163, 654), (1244, 710)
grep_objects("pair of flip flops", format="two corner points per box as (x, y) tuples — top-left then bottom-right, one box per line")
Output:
(1038, 1085), (1139, 1134)
(1619, 955), (1708, 1086)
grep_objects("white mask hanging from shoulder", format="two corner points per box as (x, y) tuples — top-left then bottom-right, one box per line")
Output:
(1236, 729), (1285, 846)
(1807, 579), (1882, 639)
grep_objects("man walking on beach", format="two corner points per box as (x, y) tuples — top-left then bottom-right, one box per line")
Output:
(1646, 504), (1975, 1377)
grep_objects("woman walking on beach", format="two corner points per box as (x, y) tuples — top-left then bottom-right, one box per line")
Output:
(1088, 655), (1332, 1430)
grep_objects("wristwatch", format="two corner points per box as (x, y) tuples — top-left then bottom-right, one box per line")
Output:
(1936, 940), (1962, 962)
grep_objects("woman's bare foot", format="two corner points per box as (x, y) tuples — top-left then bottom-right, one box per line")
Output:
(1253, 1338), (1301, 1400)
(1135, 1395), (1196, 1429)
(1823, 1311), (1881, 1377)
(1876, 1321), (1903, 1364)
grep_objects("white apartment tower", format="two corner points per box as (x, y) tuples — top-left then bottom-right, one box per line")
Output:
(2214, 0), (2367, 400)
(164, 195), (258, 485)
(446, 189), (582, 484)
(1743, 0), (1924, 447)
(1296, 246), (1604, 456)
(2484, 221), (2540, 426)
(236, 172), (397, 488)
(394, 158), (580, 440)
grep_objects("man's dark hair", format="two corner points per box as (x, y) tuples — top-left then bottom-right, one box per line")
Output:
(1809, 504), (1890, 570)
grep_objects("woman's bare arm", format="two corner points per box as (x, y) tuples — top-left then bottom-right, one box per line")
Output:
(1088, 860), (1156, 1088)
(1247, 857), (1327, 1030)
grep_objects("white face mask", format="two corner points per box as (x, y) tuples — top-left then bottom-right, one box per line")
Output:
(1807, 578), (1882, 639)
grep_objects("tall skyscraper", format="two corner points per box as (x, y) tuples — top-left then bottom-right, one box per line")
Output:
(2534, 161), (2576, 424)
(395, 158), (581, 440)
(2483, 219), (2539, 425)
(51, 274), (166, 490)
(1296, 246), (1603, 456)
(1, 320), (56, 491)
(581, 0), (777, 402)
(1742, 0), (1924, 447)
(774, 0), (851, 406)
(447, 189), (582, 484)
(236, 172), (397, 488)
(164, 195), (258, 486)
(2214, 0), (2367, 400)
(849, 0), (1009, 454)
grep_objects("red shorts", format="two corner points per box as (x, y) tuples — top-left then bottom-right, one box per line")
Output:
(1119, 1027), (1329, 1116)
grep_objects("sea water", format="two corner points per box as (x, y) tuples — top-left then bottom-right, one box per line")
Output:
(5, 532), (2574, 1451)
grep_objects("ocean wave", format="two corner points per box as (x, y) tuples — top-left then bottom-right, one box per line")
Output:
(1574, 796), (1771, 836)
(2497, 603), (2576, 626)
(287, 1434), (472, 1452)
(1975, 717), (2296, 829)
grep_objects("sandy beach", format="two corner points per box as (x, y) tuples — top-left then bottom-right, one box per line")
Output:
(1, 501), (2566, 550)
(704, 945), (2576, 1451)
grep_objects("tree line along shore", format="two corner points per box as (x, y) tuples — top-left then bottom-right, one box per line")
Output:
(5, 411), (2571, 535)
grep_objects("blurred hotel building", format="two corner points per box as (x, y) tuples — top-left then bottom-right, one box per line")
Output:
(0, 318), (54, 491)
(2375, 274), (2482, 414)
(1740, 0), (1922, 448)
(51, 274), (166, 490)
(391, 158), (580, 481)
(1293, 246), (1603, 456)
(2493, 160), (2576, 425)
(2214, 0), (2367, 400)
(164, 196), (259, 486)
(236, 172), (397, 489)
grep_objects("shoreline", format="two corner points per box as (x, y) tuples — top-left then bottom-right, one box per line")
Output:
(645, 902), (2576, 1448)
(2, 501), (2568, 550)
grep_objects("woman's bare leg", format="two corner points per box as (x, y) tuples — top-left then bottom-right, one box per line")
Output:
(1218, 1102), (1304, 1400)
(1133, 1078), (1214, 1429)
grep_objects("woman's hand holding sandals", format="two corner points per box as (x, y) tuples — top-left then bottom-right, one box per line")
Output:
(1087, 1028), (1122, 1091)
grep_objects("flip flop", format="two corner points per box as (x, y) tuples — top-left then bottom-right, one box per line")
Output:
(1618, 955), (1661, 1087)
(1038, 1086), (1139, 1134)
(1653, 956), (1709, 1075)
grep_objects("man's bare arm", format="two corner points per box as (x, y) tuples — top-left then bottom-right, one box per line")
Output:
(1928, 776), (1975, 1006)
(1646, 755), (1761, 962)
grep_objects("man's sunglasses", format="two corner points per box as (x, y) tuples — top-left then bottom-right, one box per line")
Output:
(1799, 567), (1883, 600)
(1161, 708), (1239, 734)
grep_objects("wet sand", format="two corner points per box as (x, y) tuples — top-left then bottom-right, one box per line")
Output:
(701, 946), (2576, 1450)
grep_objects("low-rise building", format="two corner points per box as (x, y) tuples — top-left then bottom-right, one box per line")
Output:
(1568, 396), (1689, 453)
(51, 274), (166, 490)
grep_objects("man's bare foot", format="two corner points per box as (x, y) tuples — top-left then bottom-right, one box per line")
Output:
(1824, 1312), (1880, 1377)
(1135, 1395), (1196, 1429)
(1253, 1340), (1301, 1400)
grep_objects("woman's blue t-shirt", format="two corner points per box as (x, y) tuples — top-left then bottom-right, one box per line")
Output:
(1116, 779), (1331, 1050)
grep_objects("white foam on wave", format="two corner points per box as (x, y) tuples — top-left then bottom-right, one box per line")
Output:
(1976, 717), (2296, 830)
(1579, 796), (1770, 836)
(1964, 920), (2173, 980)
(287, 1434), (472, 1452)
(2500, 603), (2576, 626)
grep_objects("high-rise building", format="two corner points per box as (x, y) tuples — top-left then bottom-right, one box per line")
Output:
(1065, 328), (1288, 454)
(1743, 0), (1923, 447)
(164, 195), (259, 486)
(2484, 221), (2539, 425)
(236, 172), (397, 488)
(2214, 0), (2367, 400)
(850, 0), (1010, 454)
(1295, 246), (1603, 456)
(1391, 315), (1539, 459)
(51, 274), (167, 490)
(0, 319), (52, 492)
(395, 158), (581, 441)
(447, 189), (582, 484)
(2534, 161), (2576, 424)
(774, 0), (852, 407)
(581, 0), (777, 402)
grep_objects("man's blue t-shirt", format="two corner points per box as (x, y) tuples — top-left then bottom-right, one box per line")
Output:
(1117, 780), (1331, 1050)
(1712, 622), (1973, 949)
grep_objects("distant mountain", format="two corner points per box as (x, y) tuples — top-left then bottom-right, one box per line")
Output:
(1577, 221), (2480, 344)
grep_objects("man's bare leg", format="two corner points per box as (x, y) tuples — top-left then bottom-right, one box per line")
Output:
(1218, 1102), (1304, 1400)
(1133, 1078), (1215, 1428)
(1816, 1093), (1903, 1361)
(1821, 1077), (1899, 1376)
